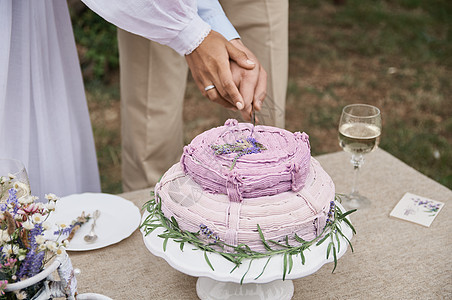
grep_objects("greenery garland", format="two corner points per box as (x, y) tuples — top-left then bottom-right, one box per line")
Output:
(141, 192), (356, 284)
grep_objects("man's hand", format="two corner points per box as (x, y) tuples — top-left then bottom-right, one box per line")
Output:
(185, 30), (256, 111)
(229, 39), (267, 121)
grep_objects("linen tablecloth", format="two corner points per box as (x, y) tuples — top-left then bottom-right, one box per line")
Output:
(69, 149), (452, 299)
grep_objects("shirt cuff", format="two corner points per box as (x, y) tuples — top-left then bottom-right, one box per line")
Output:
(167, 14), (212, 56)
(204, 13), (239, 41)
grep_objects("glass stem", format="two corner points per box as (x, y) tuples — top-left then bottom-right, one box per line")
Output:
(350, 154), (364, 195)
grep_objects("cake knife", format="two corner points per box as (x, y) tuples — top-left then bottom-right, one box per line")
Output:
(251, 102), (256, 135)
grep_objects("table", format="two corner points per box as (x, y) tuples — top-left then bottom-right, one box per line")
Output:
(68, 149), (452, 299)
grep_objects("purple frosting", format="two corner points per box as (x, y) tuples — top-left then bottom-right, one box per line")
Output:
(180, 120), (311, 202)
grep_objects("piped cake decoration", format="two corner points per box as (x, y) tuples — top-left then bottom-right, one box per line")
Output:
(180, 119), (311, 203)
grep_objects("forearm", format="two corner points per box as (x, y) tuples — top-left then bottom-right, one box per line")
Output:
(81, 0), (211, 55)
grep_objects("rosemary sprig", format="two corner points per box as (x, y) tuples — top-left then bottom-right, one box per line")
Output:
(141, 192), (356, 283)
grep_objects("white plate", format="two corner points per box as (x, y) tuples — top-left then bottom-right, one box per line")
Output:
(45, 193), (141, 251)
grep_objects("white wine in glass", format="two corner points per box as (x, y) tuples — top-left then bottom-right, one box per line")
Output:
(338, 104), (381, 210)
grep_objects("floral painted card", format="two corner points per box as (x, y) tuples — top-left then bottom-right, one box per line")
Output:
(390, 192), (445, 227)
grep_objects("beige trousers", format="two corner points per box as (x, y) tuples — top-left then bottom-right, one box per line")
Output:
(118, 0), (288, 191)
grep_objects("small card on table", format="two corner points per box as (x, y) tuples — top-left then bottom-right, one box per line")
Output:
(390, 192), (444, 227)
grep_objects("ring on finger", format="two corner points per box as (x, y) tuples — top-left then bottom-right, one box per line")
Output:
(204, 84), (215, 91)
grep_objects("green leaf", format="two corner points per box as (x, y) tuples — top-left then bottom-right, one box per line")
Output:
(236, 243), (252, 252)
(230, 264), (239, 274)
(283, 253), (288, 281)
(338, 209), (357, 220)
(315, 234), (329, 246)
(204, 251), (215, 271)
(140, 214), (154, 227)
(219, 252), (235, 263)
(335, 231), (341, 253)
(288, 254), (293, 274)
(170, 216), (179, 228)
(180, 242), (184, 252)
(141, 200), (152, 212)
(268, 240), (291, 248)
(143, 224), (162, 235)
(300, 250), (305, 265)
(257, 224), (272, 251)
(337, 227), (354, 252)
(254, 257), (271, 280)
(186, 232), (200, 239)
(240, 260), (253, 285)
(294, 233), (306, 244)
(342, 217), (357, 234)
(332, 245), (338, 273)
(326, 242), (332, 259)
(163, 237), (169, 252)
(159, 232), (181, 239)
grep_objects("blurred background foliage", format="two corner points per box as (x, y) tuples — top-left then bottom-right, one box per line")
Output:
(69, 0), (119, 84)
(69, 0), (451, 193)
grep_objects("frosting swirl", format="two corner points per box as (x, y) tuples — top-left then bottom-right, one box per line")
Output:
(180, 120), (311, 202)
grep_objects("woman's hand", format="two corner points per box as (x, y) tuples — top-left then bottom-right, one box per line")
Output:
(185, 31), (257, 112)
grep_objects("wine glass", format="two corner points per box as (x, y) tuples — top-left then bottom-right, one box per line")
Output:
(0, 158), (31, 202)
(338, 104), (381, 210)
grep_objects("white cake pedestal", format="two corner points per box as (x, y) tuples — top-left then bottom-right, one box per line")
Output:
(196, 277), (294, 300)
(141, 202), (353, 300)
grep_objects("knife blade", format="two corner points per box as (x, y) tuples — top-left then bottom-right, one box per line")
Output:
(251, 102), (256, 135)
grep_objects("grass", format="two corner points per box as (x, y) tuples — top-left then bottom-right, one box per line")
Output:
(285, 0), (451, 188)
(74, 0), (452, 192)
(85, 80), (122, 194)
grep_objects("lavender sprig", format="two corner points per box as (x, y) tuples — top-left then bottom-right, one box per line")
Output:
(326, 201), (336, 225)
(16, 250), (44, 279)
(211, 137), (267, 169)
(199, 224), (220, 244)
(53, 212), (91, 237)
(0, 189), (19, 214)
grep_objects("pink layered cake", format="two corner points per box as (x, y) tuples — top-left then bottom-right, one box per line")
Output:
(155, 119), (335, 253)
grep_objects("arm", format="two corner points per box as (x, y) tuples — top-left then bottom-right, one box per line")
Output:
(185, 0), (249, 112)
(80, 0), (210, 56)
(81, 0), (258, 113)
(194, 0), (267, 120)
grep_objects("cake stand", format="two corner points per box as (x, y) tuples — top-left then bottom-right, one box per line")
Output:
(141, 202), (353, 300)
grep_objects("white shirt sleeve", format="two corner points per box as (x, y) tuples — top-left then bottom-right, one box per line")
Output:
(80, 0), (211, 55)
(197, 0), (240, 41)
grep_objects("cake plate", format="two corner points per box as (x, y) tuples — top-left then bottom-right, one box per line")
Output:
(141, 202), (353, 300)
